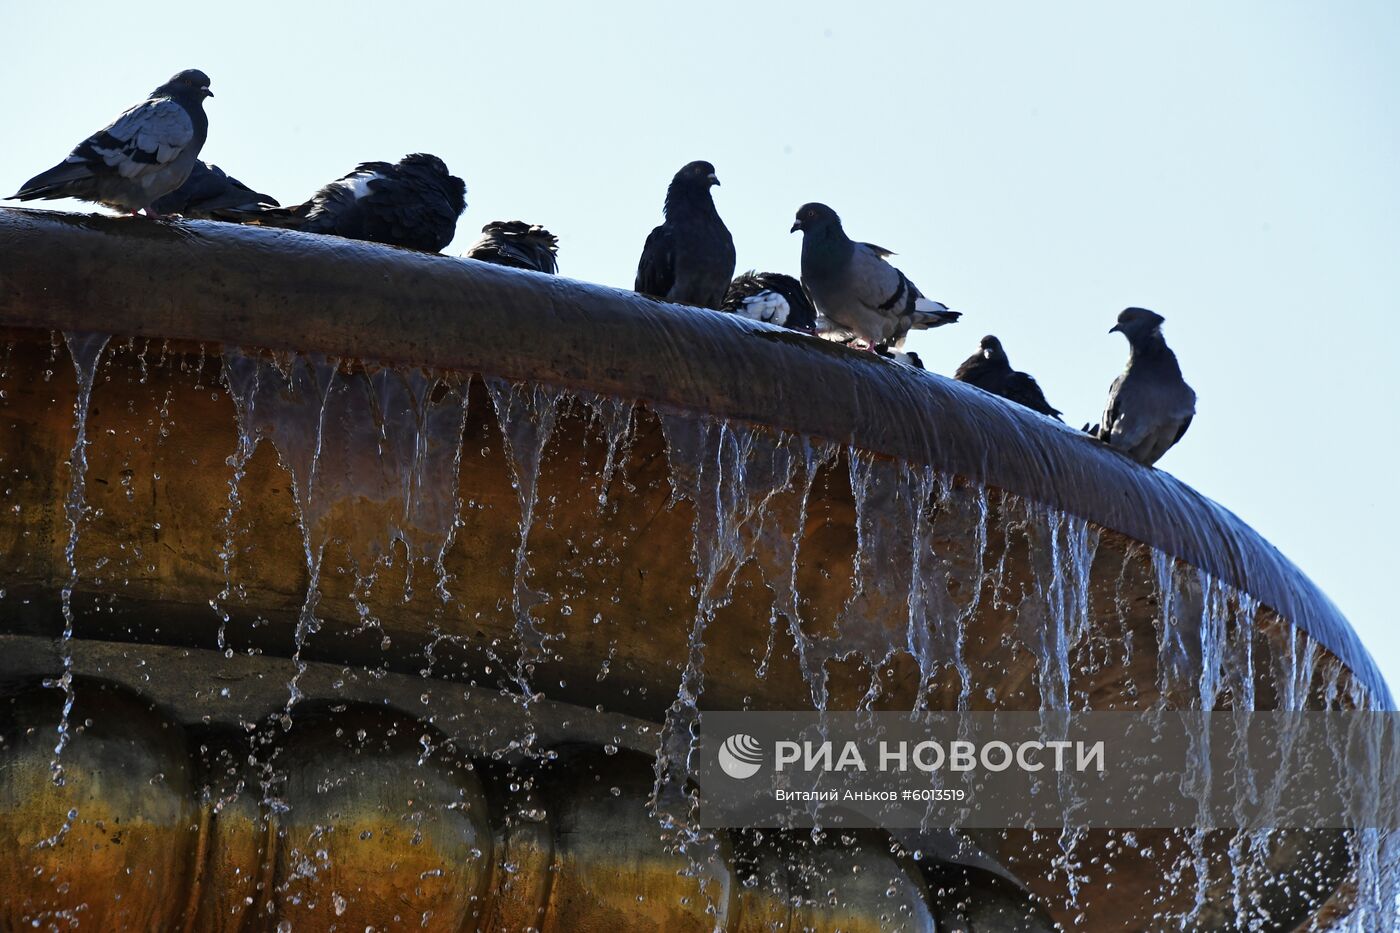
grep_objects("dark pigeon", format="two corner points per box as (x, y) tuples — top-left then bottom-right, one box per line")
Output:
(466, 221), (558, 273)
(954, 335), (1062, 419)
(1090, 307), (1196, 466)
(792, 202), (959, 349)
(8, 69), (213, 215)
(876, 347), (925, 369)
(150, 160), (277, 218)
(721, 271), (816, 332)
(224, 153), (465, 252)
(634, 160), (736, 309)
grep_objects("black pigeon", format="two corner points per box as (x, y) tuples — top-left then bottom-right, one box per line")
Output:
(634, 160), (736, 309)
(721, 271), (816, 332)
(1090, 308), (1196, 466)
(9, 69), (213, 215)
(954, 335), (1062, 419)
(224, 153), (466, 252)
(150, 160), (278, 218)
(792, 202), (960, 348)
(465, 221), (558, 273)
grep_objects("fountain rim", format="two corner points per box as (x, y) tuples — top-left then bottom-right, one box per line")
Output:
(0, 206), (1388, 709)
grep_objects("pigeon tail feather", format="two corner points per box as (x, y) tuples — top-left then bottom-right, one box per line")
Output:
(9, 162), (95, 200)
(910, 297), (961, 329)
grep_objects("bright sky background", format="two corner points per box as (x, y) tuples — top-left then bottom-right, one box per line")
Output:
(2, 1), (1396, 702)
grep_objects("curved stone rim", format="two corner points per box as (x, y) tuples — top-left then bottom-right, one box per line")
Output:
(0, 206), (1388, 708)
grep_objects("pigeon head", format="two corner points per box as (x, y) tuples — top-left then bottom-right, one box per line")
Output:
(790, 202), (841, 234)
(158, 69), (213, 99)
(978, 335), (1008, 360)
(1109, 307), (1166, 341)
(674, 160), (720, 188)
(662, 161), (721, 217)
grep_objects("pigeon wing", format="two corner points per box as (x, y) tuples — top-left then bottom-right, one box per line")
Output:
(1003, 372), (1063, 419)
(13, 97), (195, 198)
(77, 98), (195, 179)
(1173, 414), (1193, 446)
(845, 244), (908, 312)
(635, 224), (676, 298)
(1099, 372), (1128, 443)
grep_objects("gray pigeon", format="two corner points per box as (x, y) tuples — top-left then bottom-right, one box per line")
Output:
(634, 161), (736, 309)
(8, 69), (213, 215)
(150, 160), (277, 218)
(466, 220), (558, 273)
(791, 202), (960, 349)
(1091, 307), (1195, 466)
(955, 335), (1062, 419)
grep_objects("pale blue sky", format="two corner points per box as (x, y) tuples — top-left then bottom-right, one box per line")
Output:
(2, 1), (1396, 701)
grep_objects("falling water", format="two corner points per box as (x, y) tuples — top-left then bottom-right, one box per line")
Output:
(214, 352), (261, 656)
(38, 332), (109, 844)
(11, 334), (1390, 927)
(486, 378), (564, 703)
(750, 436), (837, 708)
(651, 412), (817, 919)
(583, 392), (636, 509)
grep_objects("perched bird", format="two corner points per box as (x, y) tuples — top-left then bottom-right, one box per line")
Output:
(466, 221), (558, 273)
(1090, 307), (1195, 466)
(791, 202), (960, 349)
(224, 153), (465, 252)
(954, 335), (1062, 419)
(8, 69), (213, 215)
(150, 160), (277, 218)
(634, 161), (736, 309)
(721, 271), (816, 331)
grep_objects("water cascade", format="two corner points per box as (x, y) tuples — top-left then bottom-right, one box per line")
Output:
(0, 208), (1394, 930)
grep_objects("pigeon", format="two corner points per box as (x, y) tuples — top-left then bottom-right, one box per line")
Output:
(791, 202), (960, 349)
(634, 160), (736, 309)
(466, 221), (558, 273)
(721, 271), (816, 331)
(8, 69), (213, 215)
(1090, 307), (1195, 466)
(876, 347), (925, 369)
(954, 335), (1062, 419)
(223, 153), (466, 252)
(150, 160), (278, 218)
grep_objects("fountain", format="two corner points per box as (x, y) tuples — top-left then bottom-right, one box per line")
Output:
(0, 206), (1392, 930)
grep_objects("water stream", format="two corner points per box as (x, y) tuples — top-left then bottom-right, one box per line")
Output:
(36, 332), (109, 848)
(15, 340), (1395, 927)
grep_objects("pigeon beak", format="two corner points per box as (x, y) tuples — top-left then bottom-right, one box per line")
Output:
(1108, 324), (1123, 334)
(707, 174), (720, 186)
(789, 220), (802, 233)
(202, 87), (214, 97)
